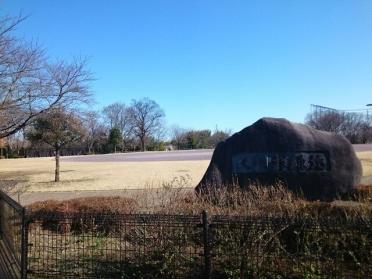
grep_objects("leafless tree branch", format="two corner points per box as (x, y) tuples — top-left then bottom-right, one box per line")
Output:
(0, 16), (93, 139)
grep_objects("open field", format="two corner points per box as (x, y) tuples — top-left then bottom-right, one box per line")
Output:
(358, 151), (372, 184)
(0, 150), (371, 194)
(0, 156), (209, 193)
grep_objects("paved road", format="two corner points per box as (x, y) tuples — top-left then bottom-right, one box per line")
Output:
(62, 149), (214, 162)
(353, 144), (372, 152)
(62, 145), (372, 163)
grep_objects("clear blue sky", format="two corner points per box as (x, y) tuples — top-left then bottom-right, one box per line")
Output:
(1, 0), (372, 132)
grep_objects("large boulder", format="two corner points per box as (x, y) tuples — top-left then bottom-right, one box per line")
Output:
(196, 118), (362, 201)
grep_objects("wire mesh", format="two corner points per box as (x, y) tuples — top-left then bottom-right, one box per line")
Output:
(26, 211), (372, 278)
(27, 212), (203, 278)
(209, 216), (372, 278)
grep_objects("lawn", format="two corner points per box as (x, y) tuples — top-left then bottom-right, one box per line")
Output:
(0, 156), (209, 192)
(357, 151), (372, 183)
(0, 152), (371, 193)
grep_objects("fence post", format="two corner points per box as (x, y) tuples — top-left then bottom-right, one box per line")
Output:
(202, 210), (211, 279)
(21, 208), (28, 279)
(0, 197), (3, 236)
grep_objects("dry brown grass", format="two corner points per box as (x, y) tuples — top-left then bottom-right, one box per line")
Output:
(26, 168), (371, 219)
(27, 196), (139, 215)
(0, 157), (209, 192)
(27, 182), (372, 224)
(359, 152), (372, 174)
(141, 183), (372, 220)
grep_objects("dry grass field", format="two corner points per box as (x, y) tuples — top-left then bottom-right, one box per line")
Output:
(357, 152), (372, 177)
(0, 157), (209, 193)
(0, 152), (371, 193)
(358, 151), (372, 186)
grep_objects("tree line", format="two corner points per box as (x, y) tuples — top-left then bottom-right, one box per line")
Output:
(306, 109), (372, 144)
(3, 103), (231, 159)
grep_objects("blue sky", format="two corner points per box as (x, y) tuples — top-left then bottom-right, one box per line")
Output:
(1, 0), (372, 132)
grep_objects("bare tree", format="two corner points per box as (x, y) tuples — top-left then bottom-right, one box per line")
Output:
(306, 110), (372, 143)
(83, 111), (106, 153)
(128, 98), (165, 151)
(306, 111), (344, 133)
(0, 15), (92, 139)
(102, 103), (123, 129)
(341, 112), (371, 143)
(102, 102), (133, 150)
(170, 125), (188, 150)
(6, 129), (29, 157)
(27, 108), (85, 182)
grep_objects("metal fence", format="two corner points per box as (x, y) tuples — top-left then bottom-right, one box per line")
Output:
(0, 191), (27, 279)
(26, 212), (203, 278)
(208, 215), (372, 278)
(26, 211), (372, 278)
(1, 191), (372, 278)
(25, 147), (89, 158)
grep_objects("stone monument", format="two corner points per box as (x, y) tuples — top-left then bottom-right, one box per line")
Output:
(196, 118), (362, 201)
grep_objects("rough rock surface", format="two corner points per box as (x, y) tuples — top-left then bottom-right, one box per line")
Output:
(196, 117), (362, 200)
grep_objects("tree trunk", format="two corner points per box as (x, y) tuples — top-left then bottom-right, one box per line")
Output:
(55, 147), (60, 182)
(140, 137), (146, 152)
(122, 139), (126, 153)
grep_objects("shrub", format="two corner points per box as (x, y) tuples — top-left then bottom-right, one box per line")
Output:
(27, 196), (138, 234)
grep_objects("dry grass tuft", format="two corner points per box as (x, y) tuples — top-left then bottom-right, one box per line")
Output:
(132, 177), (372, 222)
(341, 184), (372, 203)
